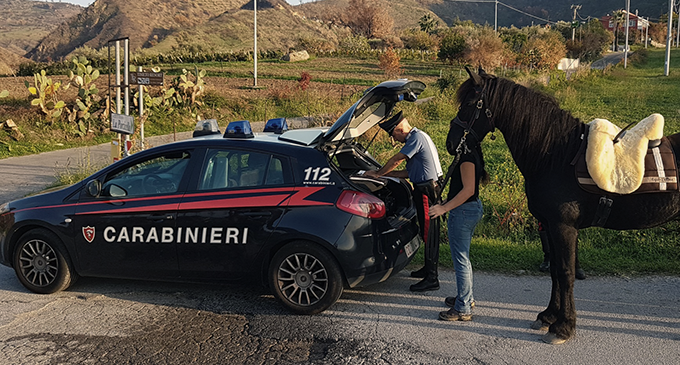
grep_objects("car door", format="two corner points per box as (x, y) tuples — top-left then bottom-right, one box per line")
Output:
(176, 147), (293, 280)
(72, 149), (194, 279)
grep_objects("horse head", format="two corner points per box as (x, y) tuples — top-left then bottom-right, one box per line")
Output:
(446, 66), (496, 156)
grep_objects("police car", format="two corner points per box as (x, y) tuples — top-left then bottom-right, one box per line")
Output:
(0, 79), (426, 314)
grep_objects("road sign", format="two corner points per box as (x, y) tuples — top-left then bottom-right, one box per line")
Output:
(129, 72), (164, 86)
(111, 113), (134, 134)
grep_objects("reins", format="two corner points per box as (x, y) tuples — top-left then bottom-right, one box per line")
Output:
(439, 85), (495, 198)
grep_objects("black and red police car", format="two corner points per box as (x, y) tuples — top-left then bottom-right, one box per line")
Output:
(0, 79), (426, 314)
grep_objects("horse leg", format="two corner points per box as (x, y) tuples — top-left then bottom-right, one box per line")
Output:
(531, 225), (560, 331)
(543, 224), (578, 344)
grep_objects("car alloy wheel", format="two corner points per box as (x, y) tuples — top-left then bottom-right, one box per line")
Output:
(14, 229), (77, 294)
(269, 242), (343, 315)
(19, 238), (58, 287)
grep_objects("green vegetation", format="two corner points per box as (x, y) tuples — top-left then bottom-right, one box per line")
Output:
(2, 46), (680, 276)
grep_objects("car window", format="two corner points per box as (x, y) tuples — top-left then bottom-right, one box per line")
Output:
(199, 149), (291, 190)
(102, 151), (191, 197)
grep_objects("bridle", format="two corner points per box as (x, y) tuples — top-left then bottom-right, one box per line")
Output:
(440, 85), (496, 197)
(452, 84), (496, 147)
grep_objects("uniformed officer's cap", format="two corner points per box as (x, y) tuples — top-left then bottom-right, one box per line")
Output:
(379, 111), (403, 135)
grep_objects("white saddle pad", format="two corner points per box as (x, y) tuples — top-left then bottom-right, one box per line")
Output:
(586, 113), (664, 194)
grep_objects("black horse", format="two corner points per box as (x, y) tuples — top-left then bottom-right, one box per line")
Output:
(447, 67), (680, 344)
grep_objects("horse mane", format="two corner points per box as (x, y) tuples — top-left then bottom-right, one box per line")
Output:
(457, 75), (584, 172)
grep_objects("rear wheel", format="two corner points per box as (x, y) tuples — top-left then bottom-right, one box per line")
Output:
(269, 242), (343, 315)
(13, 229), (78, 294)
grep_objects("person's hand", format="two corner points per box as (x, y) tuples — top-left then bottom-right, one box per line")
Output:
(429, 204), (447, 218)
(364, 170), (380, 178)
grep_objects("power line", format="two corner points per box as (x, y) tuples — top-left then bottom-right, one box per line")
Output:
(445, 0), (556, 25)
(497, 1), (556, 24)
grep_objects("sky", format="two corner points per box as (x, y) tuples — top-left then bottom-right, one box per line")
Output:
(55, 0), (315, 7)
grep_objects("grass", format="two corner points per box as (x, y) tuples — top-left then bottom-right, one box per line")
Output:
(406, 47), (680, 277)
(3, 48), (680, 276)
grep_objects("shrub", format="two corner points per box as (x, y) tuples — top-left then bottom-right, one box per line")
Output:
(462, 27), (505, 70)
(438, 30), (466, 64)
(339, 34), (371, 54)
(401, 29), (439, 51)
(298, 72), (312, 91)
(378, 48), (402, 78)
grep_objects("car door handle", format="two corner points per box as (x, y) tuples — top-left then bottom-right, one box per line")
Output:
(147, 213), (176, 221)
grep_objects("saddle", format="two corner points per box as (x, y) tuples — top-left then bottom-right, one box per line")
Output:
(573, 114), (679, 195)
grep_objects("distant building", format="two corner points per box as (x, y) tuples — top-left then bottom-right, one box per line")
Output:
(601, 10), (649, 32)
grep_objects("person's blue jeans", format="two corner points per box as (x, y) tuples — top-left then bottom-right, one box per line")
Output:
(447, 198), (483, 314)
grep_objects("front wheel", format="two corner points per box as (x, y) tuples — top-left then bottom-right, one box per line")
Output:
(13, 229), (78, 294)
(269, 242), (343, 315)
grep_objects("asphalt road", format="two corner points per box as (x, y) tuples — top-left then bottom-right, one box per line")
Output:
(0, 130), (679, 364)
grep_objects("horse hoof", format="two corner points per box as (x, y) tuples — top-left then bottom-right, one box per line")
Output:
(530, 319), (549, 331)
(542, 332), (568, 345)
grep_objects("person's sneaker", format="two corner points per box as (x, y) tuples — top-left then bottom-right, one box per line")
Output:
(409, 277), (439, 292)
(575, 267), (586, 280)
(410, 266), (426, 278)
(439, 308), (472, 321)
(539, 258), (550, 272)
(444, 296), (475, 309)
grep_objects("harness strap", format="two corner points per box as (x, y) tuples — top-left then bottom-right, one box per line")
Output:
(592, 196), (613, 227)
(570, 124), (589, 166)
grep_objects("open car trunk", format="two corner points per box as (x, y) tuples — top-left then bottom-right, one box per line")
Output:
(330, 142), (415, 221)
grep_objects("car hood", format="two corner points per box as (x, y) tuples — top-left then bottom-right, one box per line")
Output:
(318, 79), (426, 146)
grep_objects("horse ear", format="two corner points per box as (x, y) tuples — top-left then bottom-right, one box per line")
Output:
(465, 66), (483, 86)
(478, 66), (488, 76)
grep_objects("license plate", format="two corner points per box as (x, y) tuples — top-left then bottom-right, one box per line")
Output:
(404, 239), (419, 258)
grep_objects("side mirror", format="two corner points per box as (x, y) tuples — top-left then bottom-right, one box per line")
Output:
(86, 180), (101, 197)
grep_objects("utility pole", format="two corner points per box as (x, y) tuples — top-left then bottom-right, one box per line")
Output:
(624, 0), (630, 68)
(253, 0), (258, 87)
(676, 2), (680, 47)
(646, 17), (649, 48)
(666, 0), (674, 76)
(494, 0), (498, 32)
(571, 4), (582, 42)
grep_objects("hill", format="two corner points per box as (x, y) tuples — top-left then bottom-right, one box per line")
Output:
(17, 0), (674, 62)
(425, 0), (669, 28)
(298, 0), (445, 32)
(0, 0), (83, 56)
(26, 0), (343, 61)
(0, 46), (33, 75)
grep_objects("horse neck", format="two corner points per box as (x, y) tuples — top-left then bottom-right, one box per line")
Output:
(489, 82), (583, 175)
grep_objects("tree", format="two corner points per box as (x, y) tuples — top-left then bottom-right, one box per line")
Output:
(401, 29), (438, 51)
(610, 10), (626, 51)
(462, 27), (505, 70)
(438, 30), (466, 64)
(567, 19), (613, 62)
(419, 14), (439, 34)
(345, 0), (394, 39)
(517, 28), (567, 70)
(378, 47), (402, 78)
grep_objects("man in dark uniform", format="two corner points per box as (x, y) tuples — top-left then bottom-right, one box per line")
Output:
(365, 111), (444, 291)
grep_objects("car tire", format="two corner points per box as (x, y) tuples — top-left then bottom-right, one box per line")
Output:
(13, 228), (78, 294)
(269, 241), (343, 315)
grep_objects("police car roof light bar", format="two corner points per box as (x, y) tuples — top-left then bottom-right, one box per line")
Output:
(224, 120), (254, 138)
(193, 119), (221, 138)
(264, 118), (288, 134)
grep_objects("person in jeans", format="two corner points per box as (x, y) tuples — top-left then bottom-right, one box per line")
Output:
(365, 111), (444, 292)
(429, 141), (487, 321)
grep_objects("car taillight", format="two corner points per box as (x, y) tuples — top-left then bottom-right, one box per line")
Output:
(336, 190), (386, 219)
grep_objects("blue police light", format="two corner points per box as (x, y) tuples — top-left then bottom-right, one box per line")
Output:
(263, 118), (288, 134)
(224, 120), (254, 138)
(193, 119), (221, 137)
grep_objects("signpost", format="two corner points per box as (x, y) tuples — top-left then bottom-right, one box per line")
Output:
(111, 113), (134, 135)
(129, 72), (164, 86)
